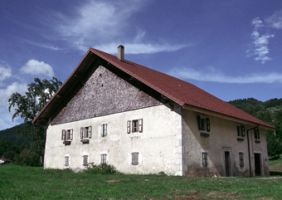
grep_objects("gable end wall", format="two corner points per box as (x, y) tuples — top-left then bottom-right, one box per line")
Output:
(51, 65), (161, 124)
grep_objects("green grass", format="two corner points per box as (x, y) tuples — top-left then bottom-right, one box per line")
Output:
(269, 157), (282, 172)
(1, 165), (282, 200)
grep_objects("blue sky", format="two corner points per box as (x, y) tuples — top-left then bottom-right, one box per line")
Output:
(1, 0), (282, 130)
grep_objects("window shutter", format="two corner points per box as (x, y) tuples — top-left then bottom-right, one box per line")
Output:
(237, 126), (240, 137)
(61, 130), (65, 140)
(138, 119), (143, 133)
(206, 118), (210, 132)
(242, 126), (245, 137)
(80, 127), (83, 139)
(197, 115), (201, 130)
(99, 125), (103, 137)
(70, 129), (73, 140)
(105, 124), (108, 135)
(88, 126), (92, 138)
(127, 120), (131, 134)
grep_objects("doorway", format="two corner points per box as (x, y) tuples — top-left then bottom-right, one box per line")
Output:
(224, 151), (231, 176)
(254, 153), (262, 176)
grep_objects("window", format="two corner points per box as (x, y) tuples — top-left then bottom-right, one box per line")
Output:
(131, 152), (139, 165)
(80, 126), (92, 140)
(101, 124), (107, 137)
(254, 128), (260, 143)
(197, 115), (210, 133)
(239, 152), (244, 168)
(82, 155), (88, 166)
(237, 125), (246, 140)
(62, 129), (73, 145)
(64, 156), (70, 167)
(127, 119), (143, 134)
(202, 152), (208, 167)
(101, 154), (107, 164)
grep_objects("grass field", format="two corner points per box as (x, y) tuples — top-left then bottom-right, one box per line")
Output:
(269, 157), (282, 172)
(1, 165), (282, 200)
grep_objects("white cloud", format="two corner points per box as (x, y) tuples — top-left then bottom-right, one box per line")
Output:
(57, 0), (186, 54)
(96, 42), (188, 55)
(24, 39), (62, 51)
(0, 82), (27, 130)
(266, 10), (282, 29)
(251, 30), (274, 64)
(249, 17), (274, 64)
(0, 66), (12, 82)
(170, 67), (282, 84)
(21, 59), (54, 77)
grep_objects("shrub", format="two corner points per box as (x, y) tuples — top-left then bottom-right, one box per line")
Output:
(86, 163), (118, 174)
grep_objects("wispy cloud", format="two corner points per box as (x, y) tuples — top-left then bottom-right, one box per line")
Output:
(96, 42), (188, 55)
(23, 39), (62, 51)
(56, 0), (187, 54)
(20, 59), (54, 78)
(170, 67), (282, 84)
(265, 10), (282, 29)
(0, 65), (11, 82)
(249, 17), (274, 64)
(248, 10), (282, 64)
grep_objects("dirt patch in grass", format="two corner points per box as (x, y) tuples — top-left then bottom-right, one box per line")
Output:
(106, 179), (120, 183)
(206, 191), (239, 200)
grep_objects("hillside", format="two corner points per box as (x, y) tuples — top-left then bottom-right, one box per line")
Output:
(229, 98), (282, 158)
(0, 122), (44, 165)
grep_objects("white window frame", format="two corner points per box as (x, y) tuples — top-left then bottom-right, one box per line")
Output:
(80, 126), (92, 140)
(100, 153), (107, 164)
(127, 119), (143, 134)
(131, 152), (139, 165)
(82, 155), (89, 167)
(101, 124), (108, 137)
(237, 125), (246, 140)
(202, 152), (208, 167)
(197, 114), (210, 133)
(64, 155), (70, 167)
(62, 129), (73, 141)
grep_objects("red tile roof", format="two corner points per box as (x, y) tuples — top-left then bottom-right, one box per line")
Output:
(33, 47), (273, 129)
(89, 48), (273, 129)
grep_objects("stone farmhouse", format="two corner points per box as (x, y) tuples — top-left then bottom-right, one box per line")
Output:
(33, 45), (274, 176)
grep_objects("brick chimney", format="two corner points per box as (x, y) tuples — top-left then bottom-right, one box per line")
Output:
(117, 45), (124, 61)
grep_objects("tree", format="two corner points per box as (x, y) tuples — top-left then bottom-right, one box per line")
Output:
(8, 77), (62, 122)
(7, 77), (62, 166)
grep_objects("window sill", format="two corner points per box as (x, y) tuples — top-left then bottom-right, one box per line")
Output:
(63, 141), (71, 145)
(237, 137), (244, 141)
(81, 139), (90, 144)
(200, 132), (210, 137)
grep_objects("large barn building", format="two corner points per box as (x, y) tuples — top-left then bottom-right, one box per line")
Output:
(33, 45), (274, 176)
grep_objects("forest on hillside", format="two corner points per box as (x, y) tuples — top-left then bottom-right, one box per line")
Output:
(229, 98), (282, 158)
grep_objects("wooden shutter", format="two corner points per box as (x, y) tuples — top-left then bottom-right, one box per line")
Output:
(88, 126), (92, 138)
(127, 120), (131, 134)
(206, 118), (210, 132)
(80, 127), (83, 139)
(70, 129), (73, 140)
(197, 115), (201, 130)
(138, 119), (143, 133)
(61, 130), (66, 140)
(241, 126), (245, 137)
(237, 126), (240, 137)
(99, 125), (103, 137)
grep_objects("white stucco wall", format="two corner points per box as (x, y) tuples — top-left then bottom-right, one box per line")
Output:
(182, 109), (269, 176)
(44, 105), (183, 175)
